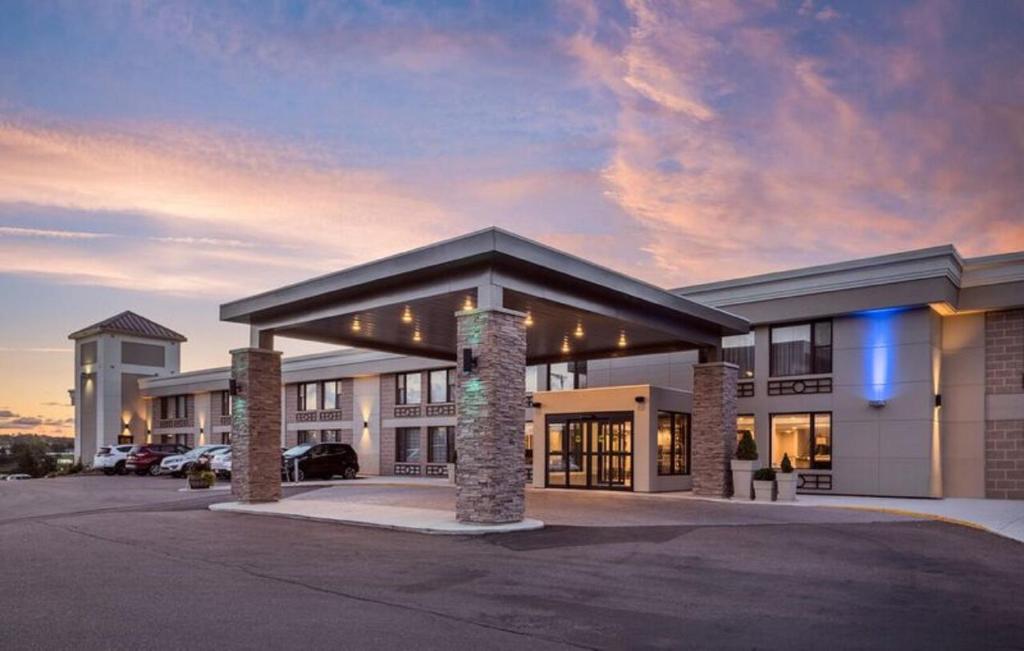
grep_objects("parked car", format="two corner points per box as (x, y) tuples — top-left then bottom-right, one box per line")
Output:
(125, 444), (190, 476)
(159, 445), (230, 478)
(92, 444), (135, 476)
(5, 473), (32, 481)
(211, 450), (232, 479)
(282, 443), (359, 481)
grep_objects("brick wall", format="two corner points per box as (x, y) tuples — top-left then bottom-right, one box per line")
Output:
(985, 420), (1024, 499)
(985, 309), (1024, 498)
(986, 309), (1024, 395)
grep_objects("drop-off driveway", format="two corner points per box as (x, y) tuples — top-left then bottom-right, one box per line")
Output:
(2, 476), (1023, 650)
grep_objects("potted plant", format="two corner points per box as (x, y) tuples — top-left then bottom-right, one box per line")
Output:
(731, 432), (760, 500)
(776, 453), (797, 502)
(187, 457), (216, 490)
(752, 467), (776, 502)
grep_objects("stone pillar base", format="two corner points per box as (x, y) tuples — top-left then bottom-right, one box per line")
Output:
(692, 362), (739, 498)
(230, 347), (283, 504)
(455, 308), (527, 524)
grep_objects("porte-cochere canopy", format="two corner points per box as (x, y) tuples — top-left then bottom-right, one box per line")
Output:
(221, 227), (749, 361)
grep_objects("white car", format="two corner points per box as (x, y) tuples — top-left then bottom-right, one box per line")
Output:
(5, 474), (32, 481)
(92, 444), (134, 476)
(211, 450), (232, 479)
(159, 445), (230, 477)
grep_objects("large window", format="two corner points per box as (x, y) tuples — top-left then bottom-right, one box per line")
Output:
(322, 380), (342, 410)
(548, 361), (587, 390)
(160, 395), (189, 419)
(297, 383), (318, 412)
(770, 413), (832, 470)
(723, 332), (755, 378)
(396, 372), (422, 405)
(297, 430), (315, 445)
(219, 391), (232, 416)
(428, 369), (455, 403)
(657, 411), (690, 475)
(396, 427), (421, 463)
(525, 365), (540, 394)
(322, 429), (341, 443)
(737, 414), (755, 445)
(427, 426), (455, 463)
(770, 320), (832, 377)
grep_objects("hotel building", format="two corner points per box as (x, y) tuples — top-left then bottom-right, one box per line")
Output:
(71, 234), (1024, 501)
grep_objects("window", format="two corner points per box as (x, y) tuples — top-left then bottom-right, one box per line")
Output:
(525, 365), (540, 394)
(657, 411), (690, 475)
(723, 332), (755, 378)
(175, 396), (188, 419)
(737, 414), (755, 444)
(219, 432), (231, 445)
(427, 426), (455, 463)
(297, 383), (319, 412)
(770, 413), (832, 470)
(297, 430), (315, 445)
(770, 321), (832, 377)
(396, 427), (421, 463)
(322, 429), (341, 443)
(548, 361), (587, 390)
(159, 397), (169, 420)
(428, 369), (454, 403)
(322, 380), (341, 410)
(396, 372), (422, 405)
(524, 422), (534, 462)
(174, 433), (188, 446)
(161, 395), (188, 419)
(219, 391), (232, 416)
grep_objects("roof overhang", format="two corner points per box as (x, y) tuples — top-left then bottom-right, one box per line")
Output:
(220, 228), (748, 364)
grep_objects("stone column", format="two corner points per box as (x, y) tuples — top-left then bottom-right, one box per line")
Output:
(455, 308), (527, 524)
(692, 362), (739, 498)
(230, 347), (283, 503)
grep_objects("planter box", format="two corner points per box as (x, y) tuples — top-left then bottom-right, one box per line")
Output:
(753, 479), (775, 502)
(731, 459), (760, 500)
(776, 473), (797, 501)
(188, 475), (213, 490)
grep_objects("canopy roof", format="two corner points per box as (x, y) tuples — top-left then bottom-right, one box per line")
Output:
(221, 228), (748, 363)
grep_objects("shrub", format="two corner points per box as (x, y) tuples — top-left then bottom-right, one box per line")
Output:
(735, 431), (758, 461)
(188, 457), (216, 489)
(753, 467), (776, 482)
(780, 453), (794, 474)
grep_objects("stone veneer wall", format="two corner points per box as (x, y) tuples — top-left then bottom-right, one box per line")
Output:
(230, 348), (283, 503)
(691, 362), (739, 498)
(985, 309), (1024, 499)
(455, 309), (526, 523)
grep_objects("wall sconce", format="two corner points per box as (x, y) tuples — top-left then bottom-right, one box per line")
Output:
(200, 427), (204, 435)
(531, 401), (542, 409)
(634, 396), (646, 404)
(363, 420), (369, 429)
(461, 348), (478, 373)
(934, 394), (942, 408)
(146, 428), (151, 435)
(869, 399), (887, 408)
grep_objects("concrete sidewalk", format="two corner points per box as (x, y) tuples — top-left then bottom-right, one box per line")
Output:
(789, 495), (1024, 543)
(210, 496), (544, 535)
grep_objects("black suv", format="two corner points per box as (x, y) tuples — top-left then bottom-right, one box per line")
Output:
(282, 443), (359, 481)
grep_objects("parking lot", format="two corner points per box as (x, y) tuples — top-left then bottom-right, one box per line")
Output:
(2, 475), (1023, 650)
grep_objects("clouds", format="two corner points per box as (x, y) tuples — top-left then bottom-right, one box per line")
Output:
(0, 409), (72, 432)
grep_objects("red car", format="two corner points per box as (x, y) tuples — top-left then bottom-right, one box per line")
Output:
(125, 444), (190, 476)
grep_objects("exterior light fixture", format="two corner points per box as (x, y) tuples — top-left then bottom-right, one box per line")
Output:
(869, 399), (887, 408)
(561, 337), (570, 354)
(531, 401), (542, 408)
(401, 306), (413, 324)
(351, 317), (362, 333)
(200, 427), (204, 434)
(574, 322), (585, 339)
(634, 396), (646, 404)
(617, 331), (628, 348)
(463, 296), (474, 311)
(524, 311), (534, 327)
(934, 394), (942, 408)
(413, 329), (422, 343)
(363, 420), (369, 429)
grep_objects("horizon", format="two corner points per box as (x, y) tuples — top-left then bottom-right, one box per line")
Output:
(2, 0), (1023, 438)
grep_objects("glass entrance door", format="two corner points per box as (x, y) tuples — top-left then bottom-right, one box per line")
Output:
(546, 413), (632, 491)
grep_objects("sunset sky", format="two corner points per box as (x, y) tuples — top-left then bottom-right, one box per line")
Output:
(1, 0), (1022, 437)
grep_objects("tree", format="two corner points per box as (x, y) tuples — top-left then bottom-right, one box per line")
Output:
(11, 438), (54, 477)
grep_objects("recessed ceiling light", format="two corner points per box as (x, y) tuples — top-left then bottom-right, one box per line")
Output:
(574, 322), (584, 339)
(561, 336), (570, 354)
(351, 317), (362, 333)
(618, 331), (628, 348)
(524, 311), (534, 327)
(401, 306), (413, 324)
(463, 296), (474, 311)
(413, 329), (422, 343)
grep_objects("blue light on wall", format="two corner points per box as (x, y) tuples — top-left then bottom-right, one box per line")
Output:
(862, 308), (903, 402)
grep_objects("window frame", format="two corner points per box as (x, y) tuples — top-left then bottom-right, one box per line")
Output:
(395, 372), (423, 406)
(395, 427), (422, 463)
(220, 391), (232, 416)
(722, 332), (756, 379)
(656, 411), (691, 476)
(768, 411), (833, 470)
(428, 368), (455, 404)
(547, 360), (588, 391)
(297, 383), (319, 412)
(736, 413), (756, 445)
(427, 425), (455, 463)
(321, 380), (342, 411)
(769, 319), (833, 378)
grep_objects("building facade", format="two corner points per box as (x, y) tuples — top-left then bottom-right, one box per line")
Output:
(72, 244), (1024, 499)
